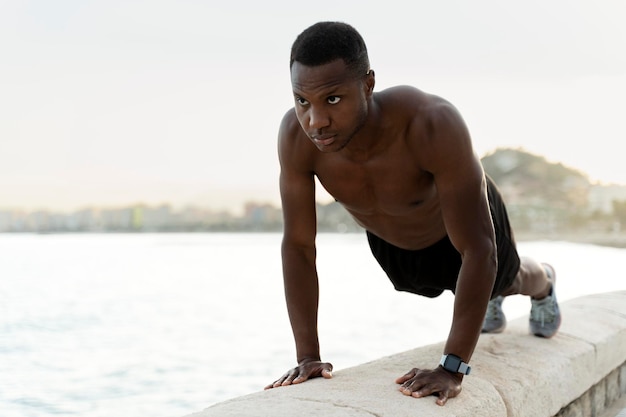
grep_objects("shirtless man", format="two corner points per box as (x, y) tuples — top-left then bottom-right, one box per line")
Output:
(265, 21), (561, 405)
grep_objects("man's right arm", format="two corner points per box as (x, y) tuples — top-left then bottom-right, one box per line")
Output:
(265, 111), (333, 389)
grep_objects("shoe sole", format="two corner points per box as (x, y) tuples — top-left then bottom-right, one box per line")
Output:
(482, 324), (506, 334)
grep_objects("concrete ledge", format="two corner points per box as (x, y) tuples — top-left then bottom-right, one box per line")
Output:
(189, 291), (626, 417)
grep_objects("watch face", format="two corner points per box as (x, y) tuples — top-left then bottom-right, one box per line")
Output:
(445, 355), (461, 371)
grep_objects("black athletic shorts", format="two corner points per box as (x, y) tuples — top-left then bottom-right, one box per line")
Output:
(366, 176), (520, 298)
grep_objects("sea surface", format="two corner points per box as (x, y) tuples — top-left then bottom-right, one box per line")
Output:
(0, 233), (624, 417)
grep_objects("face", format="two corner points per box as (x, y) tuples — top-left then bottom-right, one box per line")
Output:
(291, 59), (374, 152)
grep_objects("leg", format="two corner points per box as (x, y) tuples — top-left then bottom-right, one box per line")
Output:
(500, 257), (552, 299)
(483, 257), (549, 334)
(487, 257), (561, 338)
(482, 178), (560, 336)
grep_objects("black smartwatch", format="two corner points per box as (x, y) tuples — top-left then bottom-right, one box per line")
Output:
(439, 354), (471, 375)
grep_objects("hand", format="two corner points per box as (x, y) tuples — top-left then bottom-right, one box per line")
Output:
(264, 359), (333, 390)
(395, 366), (462, 406)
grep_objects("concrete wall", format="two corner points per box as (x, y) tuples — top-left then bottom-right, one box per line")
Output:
(188, 291), (626, 417)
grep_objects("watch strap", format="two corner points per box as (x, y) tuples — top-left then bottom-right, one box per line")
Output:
(439, 354), (471, 375)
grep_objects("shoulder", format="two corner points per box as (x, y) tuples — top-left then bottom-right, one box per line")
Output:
(379, 87), (474, 173)
(375, 85), (431, 112)
(376, 86), (463, 131)
(278, 108), (301, 142)
(385, 86), (460, 120)
(380, 87), (468, 143)
(376, 85), (447, 108)
(277, 108), (315, 171)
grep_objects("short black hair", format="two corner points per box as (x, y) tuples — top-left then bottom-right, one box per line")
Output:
(290, 22), (370, 76)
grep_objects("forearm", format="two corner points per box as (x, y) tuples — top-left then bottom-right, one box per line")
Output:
(444, 252), (496, 363)
(282, 242), (321, 363)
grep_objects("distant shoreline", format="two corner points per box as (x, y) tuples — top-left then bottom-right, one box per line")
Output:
(514, 231), (626, 249)
(2, 229), (626, 249)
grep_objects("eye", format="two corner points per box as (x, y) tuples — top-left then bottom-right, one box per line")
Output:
(295, 96), (309, 106)
(327, 96), (341, 104)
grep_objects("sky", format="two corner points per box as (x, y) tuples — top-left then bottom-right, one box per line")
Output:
(1, 0), (625, 212)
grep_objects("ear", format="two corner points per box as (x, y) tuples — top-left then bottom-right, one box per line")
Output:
(365, 69), (375, 95)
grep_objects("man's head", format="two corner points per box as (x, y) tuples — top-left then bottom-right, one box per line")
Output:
(289, 22), (375, 153)
(290, 21), (370, 78)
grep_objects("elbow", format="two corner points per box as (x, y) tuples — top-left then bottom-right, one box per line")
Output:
(484, 237), (498, 285)
(281, 237), (316, 262)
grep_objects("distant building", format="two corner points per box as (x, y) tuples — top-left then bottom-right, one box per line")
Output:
(243, 202), (282, 230)
(588, 184), (626, 214)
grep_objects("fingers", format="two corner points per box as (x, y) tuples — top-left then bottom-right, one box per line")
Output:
(396, 367), (461, 405)
(279, 369), (305, 387)
(395, 368), (418, 384)
(436, 391), (449, 406)
(264, 369), (299, 390)
(402, 382), (444, 401)
(265, 362), (333, 390)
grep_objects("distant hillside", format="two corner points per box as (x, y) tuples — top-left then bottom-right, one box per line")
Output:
(481, 148), (593, 232)
(482, 148), (590, 207)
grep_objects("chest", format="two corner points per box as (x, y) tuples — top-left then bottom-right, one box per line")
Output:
(314, 151), (436, 216)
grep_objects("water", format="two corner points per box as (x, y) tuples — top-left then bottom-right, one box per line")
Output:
(0, 233), (624, 417)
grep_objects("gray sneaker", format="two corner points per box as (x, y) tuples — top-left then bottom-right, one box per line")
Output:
(482, 295), (506, 333)
(529, 263), (561, 338)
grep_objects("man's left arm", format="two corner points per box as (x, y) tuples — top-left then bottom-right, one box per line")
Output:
(397, 100), (497, 405)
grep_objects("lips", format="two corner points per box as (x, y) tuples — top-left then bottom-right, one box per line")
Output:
(312, 134), (336, 147)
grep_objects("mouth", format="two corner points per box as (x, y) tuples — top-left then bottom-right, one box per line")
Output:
(311, 134), (336, 147)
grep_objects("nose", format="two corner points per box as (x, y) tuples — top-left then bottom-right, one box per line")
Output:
(308, 106), (330, 130)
